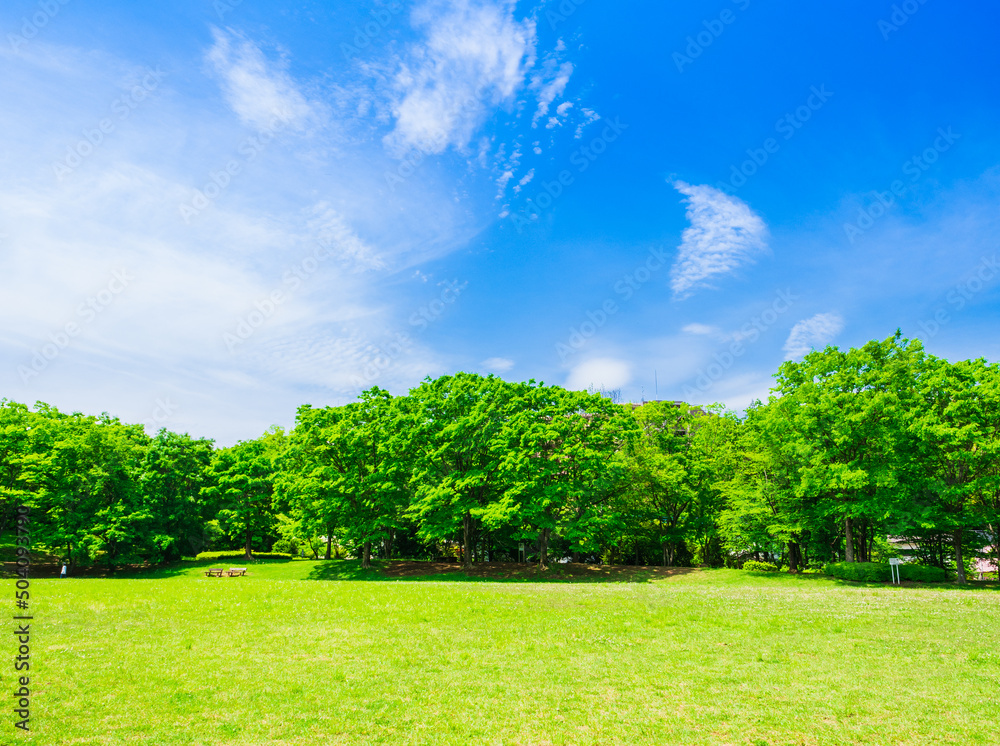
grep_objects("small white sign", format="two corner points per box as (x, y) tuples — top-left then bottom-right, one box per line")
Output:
(889, 558), (902, 583)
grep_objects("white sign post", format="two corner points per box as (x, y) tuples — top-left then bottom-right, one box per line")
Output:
(889, 557), (902, 584)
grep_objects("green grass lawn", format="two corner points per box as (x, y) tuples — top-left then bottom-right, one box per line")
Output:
(8, 564), (1000, 745)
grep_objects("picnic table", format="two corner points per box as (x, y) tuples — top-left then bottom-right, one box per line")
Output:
(227, 568), (247, 577)
(204, 568), (224, 577)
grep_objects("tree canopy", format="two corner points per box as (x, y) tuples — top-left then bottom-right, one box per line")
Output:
(4, 333), (998, 580)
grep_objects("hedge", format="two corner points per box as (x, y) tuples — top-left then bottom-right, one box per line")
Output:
(742, 560), (779, 572)
(898, 564), (950, 582)
(194, 551), (293, 561)
(824, 561), (951, 583)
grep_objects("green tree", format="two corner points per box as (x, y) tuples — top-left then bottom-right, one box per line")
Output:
(281, 389), (410, 569)
(406, 374), (520, 568)
(139, 430), (215, 560)
(911, 356), (1000, 582)
(493, 386), (634, 569)
(771, 333), (922, 563)
(203, 429), (283, 560)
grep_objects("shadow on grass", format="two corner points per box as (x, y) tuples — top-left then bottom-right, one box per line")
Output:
(306, 560), (701, 583)
(306, 561), (386, 581)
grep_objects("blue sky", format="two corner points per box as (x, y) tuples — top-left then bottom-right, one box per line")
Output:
(2, 0), (998, 444)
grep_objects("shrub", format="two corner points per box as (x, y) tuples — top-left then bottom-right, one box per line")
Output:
(742, 560), (779, 572)
(194, 551), (292, 561)
(824, 561), (951, 583)
(899, 564), (950, 583)
(824, 562), (889, 582)
(271, 537), (301, 556)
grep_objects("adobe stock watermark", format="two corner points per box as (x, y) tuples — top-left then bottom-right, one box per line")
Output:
(340, 2), (404, 59)
(214, 0), (244, 20)
(545, 0), (588, 31)
(179, 115), (291, 223)
(223, 245), (336, 352)
(673, 0), (752, 73)
(17, 270), (133, 384)
(916, 255), (998, 340)
(6, 0), (71, 54)
(13, 505), (32, 733)
(142, 396), (180, 433)
(843, 126), (960, 244)
(555, 246), (669, 361)
(508, 117), (628, 232)
(878, 0), (930, 41)
(51, 67), (166, 180)
(408, 279), (468, 330)
(715, 85), (833, 194)
(681, 288), (798, 399)
(351, 280), (468, 388)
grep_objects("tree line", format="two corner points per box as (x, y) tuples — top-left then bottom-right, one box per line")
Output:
(2, 333), (998, 581)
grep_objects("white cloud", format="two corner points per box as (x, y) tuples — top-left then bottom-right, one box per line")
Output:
(481, 356), (514, 372)
(513, 168), (534, 193)
(206, 28), (315, 131)
(303, 203), (385, 271)
(670, 181), (769, 299)
(783, 313), (844, 359)
(531, 59), (573, 126)
(682, 323), (720, 336)
(574, 107), (600, 139)
(384, 0), (537, 156)
(0, 39), (483, 446)
(565, 357), (632, 392)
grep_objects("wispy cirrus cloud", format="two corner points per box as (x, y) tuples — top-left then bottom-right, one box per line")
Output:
(384, 0), (537, 156)
(783, 312), (844, 359)
(670, 181), (769, 299)
(206, 27), (316, 131)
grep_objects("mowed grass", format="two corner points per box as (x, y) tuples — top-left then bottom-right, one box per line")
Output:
(10, 567), (1000, 745)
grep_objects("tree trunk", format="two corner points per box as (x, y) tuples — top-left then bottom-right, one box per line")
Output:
(954, 528), (965, 584)
(324, 532), (332, 560)
(385, 529), (394, 561)
(245, 530), (254, 561)
(662, 545), (667, 568)
(844, 518), (855, 563)
(787, 541), (800, 573)
(462, 512), (473, 569)
(361, 540), (372, 570)
(538, 527), (551, 571)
